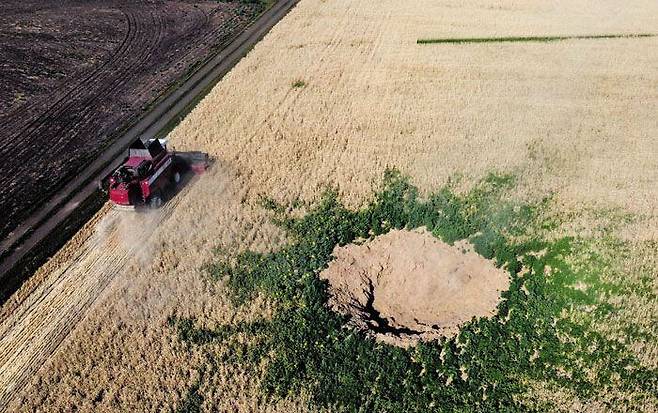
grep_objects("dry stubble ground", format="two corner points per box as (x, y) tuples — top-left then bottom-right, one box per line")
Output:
(1, 0), (657, 411)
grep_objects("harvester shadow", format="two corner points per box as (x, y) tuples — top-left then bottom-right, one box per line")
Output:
(160, 152), (214, 206)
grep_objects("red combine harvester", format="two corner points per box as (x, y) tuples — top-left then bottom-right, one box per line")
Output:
(101, 138), (208, 210)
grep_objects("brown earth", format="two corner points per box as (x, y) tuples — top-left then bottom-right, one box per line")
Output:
(0, 0), (263, 243)
(320, 228), (510, 347)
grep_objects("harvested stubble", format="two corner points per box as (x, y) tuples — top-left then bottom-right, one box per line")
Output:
(1, 0), (656, 411)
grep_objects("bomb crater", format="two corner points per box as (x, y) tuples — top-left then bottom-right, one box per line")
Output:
(320, 228), (510, 347)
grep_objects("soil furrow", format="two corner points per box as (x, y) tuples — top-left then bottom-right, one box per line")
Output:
(0, 0), (262, 242)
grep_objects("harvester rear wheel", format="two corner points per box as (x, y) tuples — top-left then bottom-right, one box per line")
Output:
(149, 193), (163, 209)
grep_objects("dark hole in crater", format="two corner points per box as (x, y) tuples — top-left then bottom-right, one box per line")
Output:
(358, 279), (423, 337)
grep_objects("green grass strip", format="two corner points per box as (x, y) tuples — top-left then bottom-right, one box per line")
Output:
(417, 33), (656, 44)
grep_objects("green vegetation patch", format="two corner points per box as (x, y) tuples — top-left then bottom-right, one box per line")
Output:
(171, 170), (657, 411)
(417, 33), (656, 45)
(292, 79), (307, 89)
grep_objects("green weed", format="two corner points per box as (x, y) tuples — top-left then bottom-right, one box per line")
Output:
(176, 380), (204, 413)
(292, 79), (307, 89)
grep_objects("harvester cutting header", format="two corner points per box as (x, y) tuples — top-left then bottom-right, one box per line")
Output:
(100, 138), (208, 210)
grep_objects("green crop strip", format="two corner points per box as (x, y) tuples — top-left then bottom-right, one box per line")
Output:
(170, 170), (657, 411)
(417, 33), (656, 45)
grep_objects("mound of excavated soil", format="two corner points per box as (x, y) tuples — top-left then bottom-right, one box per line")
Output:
(320, 228), (509, 347)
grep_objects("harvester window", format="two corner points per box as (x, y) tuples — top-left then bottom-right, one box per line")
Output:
(112, 166), (134, 184)
(137, 160), (152, 177)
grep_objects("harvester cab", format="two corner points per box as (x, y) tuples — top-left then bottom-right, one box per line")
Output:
(100, 138), (208, 210)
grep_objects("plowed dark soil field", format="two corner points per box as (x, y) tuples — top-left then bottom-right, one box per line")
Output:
(0, 0), (262, 242)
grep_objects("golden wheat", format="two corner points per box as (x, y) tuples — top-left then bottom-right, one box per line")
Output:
(2, 0), (656, 411)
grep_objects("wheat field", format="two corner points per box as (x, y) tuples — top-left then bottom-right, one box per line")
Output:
(1, 0), (657, 411)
